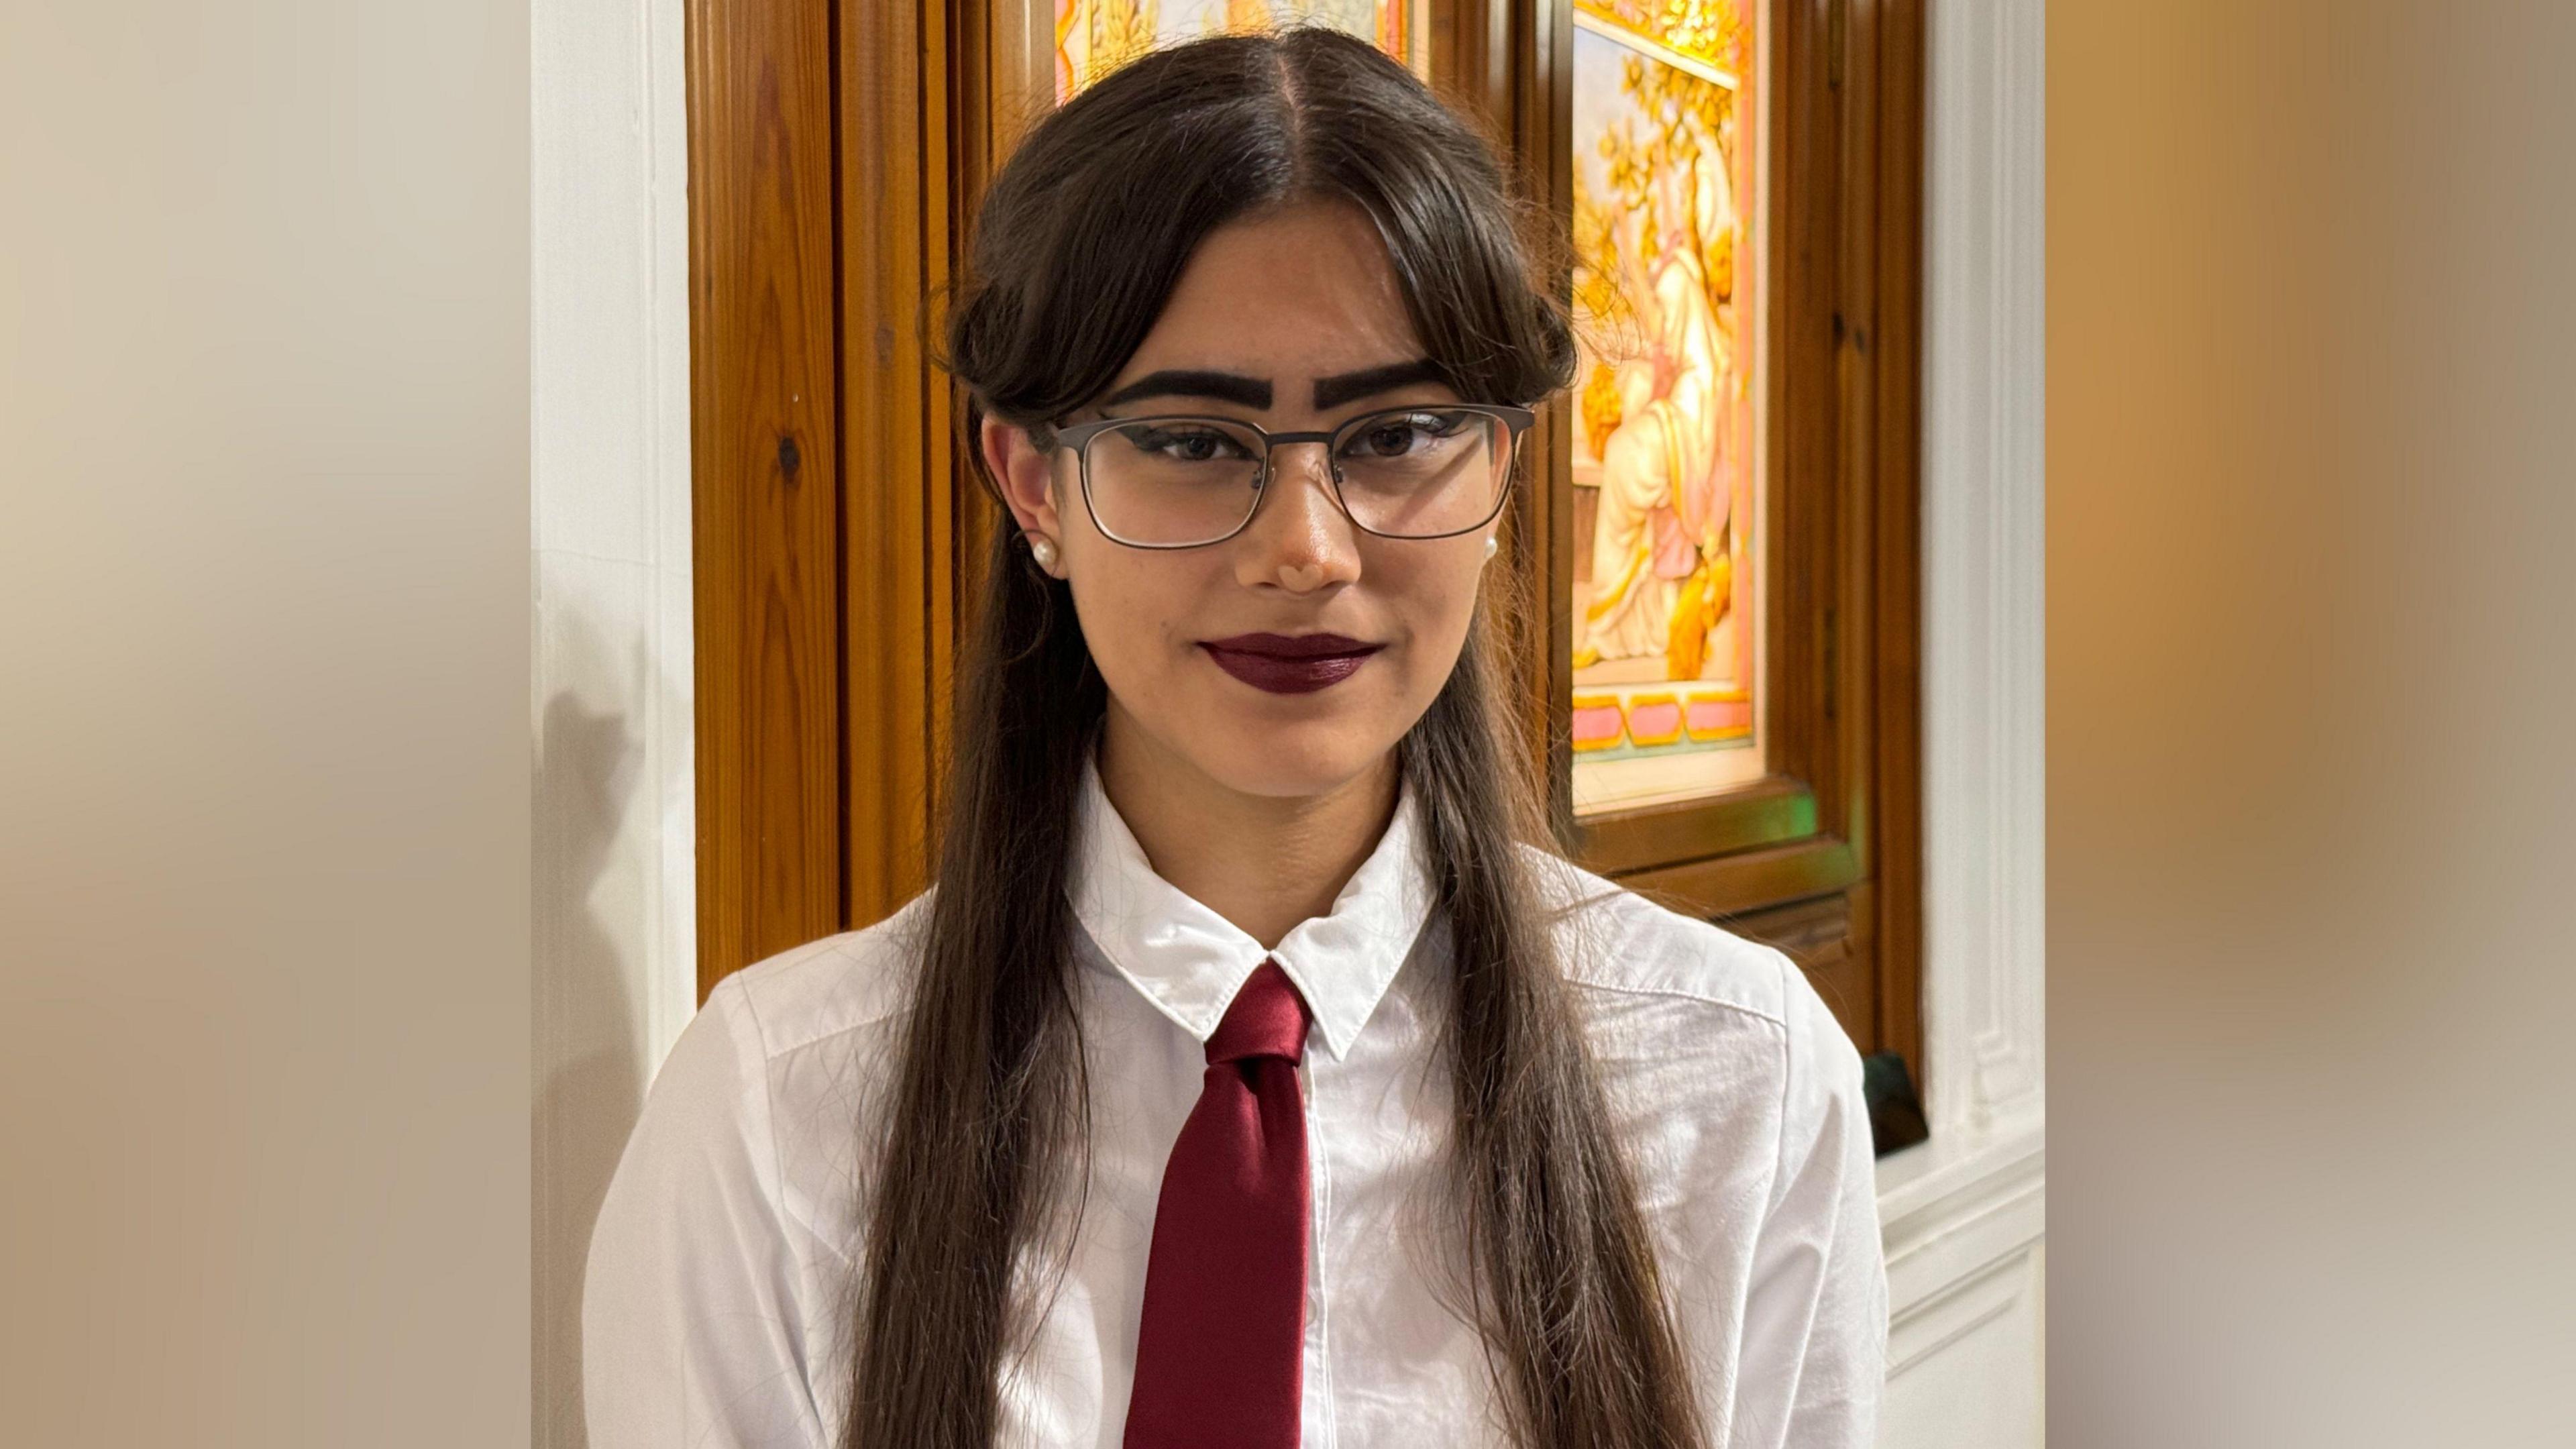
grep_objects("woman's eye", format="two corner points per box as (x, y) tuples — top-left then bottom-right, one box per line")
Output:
(1348, 413), (1463, 458)
(1132, 427), (1248, 462)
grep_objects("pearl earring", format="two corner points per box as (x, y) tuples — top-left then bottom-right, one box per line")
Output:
(1028, 534), (1058, 572)
(1483, 535), (1499, 559)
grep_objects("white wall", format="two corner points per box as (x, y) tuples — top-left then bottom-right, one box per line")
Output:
(529, 0), (694, 1442)
(525, 0), (2046, 1440)
(1874, 0), (2047, 1441)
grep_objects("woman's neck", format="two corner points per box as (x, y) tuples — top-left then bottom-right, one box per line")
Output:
(1095, 705), (1400, 953)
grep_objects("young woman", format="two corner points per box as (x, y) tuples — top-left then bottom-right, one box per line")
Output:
(584, 26), (1885, 1449)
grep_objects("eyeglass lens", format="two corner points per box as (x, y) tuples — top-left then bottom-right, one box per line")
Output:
(1079, 408), (1509, 546)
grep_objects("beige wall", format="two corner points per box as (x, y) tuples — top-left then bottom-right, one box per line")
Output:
(530, 0), (695, 1442)
(1, 2), (533, 1442)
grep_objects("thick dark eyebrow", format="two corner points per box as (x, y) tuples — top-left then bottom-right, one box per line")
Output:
(1096, 370), (1271, 411)
(1313, 358), (1448, 411)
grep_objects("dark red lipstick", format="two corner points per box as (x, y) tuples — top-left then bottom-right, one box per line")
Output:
(1198, 632), (1385, 695)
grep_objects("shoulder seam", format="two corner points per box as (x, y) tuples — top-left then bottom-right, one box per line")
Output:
(1560, 970), (1792, 1031)
(766, 1002), (917, 1063)
(734, 932), (920, 1061)
(706, 975), (796, 1237)
(1555, 890), (1799, 1030)
(719, 967), (863, 1273)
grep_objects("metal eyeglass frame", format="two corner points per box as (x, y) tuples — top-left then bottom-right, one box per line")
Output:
(1032, 402), (1537, 549)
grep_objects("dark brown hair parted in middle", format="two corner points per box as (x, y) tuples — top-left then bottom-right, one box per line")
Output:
(843, 26), (1709, 1449)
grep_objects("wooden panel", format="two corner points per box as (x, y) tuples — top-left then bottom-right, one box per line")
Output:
(1430, 0), (1578, 828)
(1529, 1), (1577, 834)
(1619, 835), (1860, 922)
(835, 0), (1038, 927)
(1866, 0), (1928, 1081)
(689, 0), (845, 998)
(1771, 0), (1843, 833)
(930, 1), (1044, 872)
(1570, 773), (1819, 874)
(841, 0), (949, 930)
(1428, 0), (1515, 138)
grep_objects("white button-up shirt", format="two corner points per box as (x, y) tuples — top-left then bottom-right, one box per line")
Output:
(583, 753), (1888, 1448)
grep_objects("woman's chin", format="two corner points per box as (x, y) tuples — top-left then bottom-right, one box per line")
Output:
(1187, 733), (1396, 804)
(1104, 667), (1411, 802)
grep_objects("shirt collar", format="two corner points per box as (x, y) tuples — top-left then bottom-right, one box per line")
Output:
(1067, 747), (1435, 1061)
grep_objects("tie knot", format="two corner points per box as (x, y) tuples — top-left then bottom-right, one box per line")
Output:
(1205, 958), (1311, 1065)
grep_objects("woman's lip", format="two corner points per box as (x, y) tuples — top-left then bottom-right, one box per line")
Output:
(1199, 642), (1377, 695)
(1199, 632), (1384, 659)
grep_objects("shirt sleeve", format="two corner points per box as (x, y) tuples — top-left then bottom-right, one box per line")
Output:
(582, 975), (827, 1449)
(1729, 954), (1890, 1449)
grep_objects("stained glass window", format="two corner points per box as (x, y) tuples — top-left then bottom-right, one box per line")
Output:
(1055, 1), (1423, 102)
(1568, 0), (1763, 815)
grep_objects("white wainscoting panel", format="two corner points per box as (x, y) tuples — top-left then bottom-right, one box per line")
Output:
(530, 0), (694, 1441)
(1876, 0), (2046, 1440)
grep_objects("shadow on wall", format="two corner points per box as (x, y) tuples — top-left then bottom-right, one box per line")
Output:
(533, 608), (658, 1449)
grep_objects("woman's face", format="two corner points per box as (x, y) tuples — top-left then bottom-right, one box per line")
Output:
(985, 197), (1498, 803)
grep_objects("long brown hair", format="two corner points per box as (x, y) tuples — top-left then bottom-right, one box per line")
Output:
(843, 27), (1706, 1448)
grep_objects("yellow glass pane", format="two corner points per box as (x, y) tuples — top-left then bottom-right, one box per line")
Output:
(1573, 0), (1750, 80)
(1568, 0), (1764, 816)
(1055, 1), (1422, 103)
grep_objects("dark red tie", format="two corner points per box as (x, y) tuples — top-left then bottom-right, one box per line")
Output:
(1123, 957), (1313, 1449)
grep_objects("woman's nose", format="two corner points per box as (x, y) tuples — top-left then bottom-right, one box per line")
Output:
(1237, 442), (1360, 593)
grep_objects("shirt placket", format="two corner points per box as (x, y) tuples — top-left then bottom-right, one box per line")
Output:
(1299, 1050), (1338, 1449)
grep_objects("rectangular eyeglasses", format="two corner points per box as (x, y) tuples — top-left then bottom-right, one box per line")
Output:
(1033, 402), (1535, 549)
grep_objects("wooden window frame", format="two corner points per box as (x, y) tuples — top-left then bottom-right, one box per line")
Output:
(1431, 0), (1925, 1072)
(686, 0), (1922, 1080)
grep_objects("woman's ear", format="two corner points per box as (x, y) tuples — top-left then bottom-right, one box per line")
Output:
(981, 416), (1061, 540)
